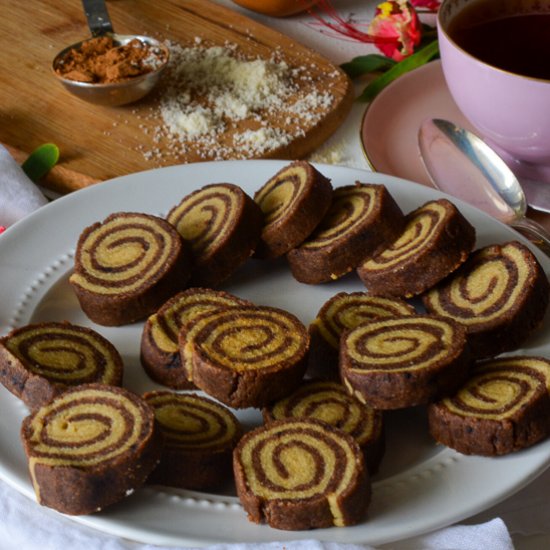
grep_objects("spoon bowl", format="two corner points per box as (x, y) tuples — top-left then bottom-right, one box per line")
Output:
(52, 0), (169, 107)
(418, 118), (550, 254)
(52, 34), (169, 107)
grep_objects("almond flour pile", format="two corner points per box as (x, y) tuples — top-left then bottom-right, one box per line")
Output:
(137, 39), (337, 162)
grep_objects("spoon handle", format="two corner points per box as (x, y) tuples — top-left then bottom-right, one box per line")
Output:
(81, 0), (114, 37)
(511, 217), (550, 256)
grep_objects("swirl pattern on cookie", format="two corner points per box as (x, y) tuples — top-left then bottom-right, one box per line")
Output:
(166, 183), (263, 286)
(140, 288), (251, 389)
(423, 241), (550, 359)
(428, 356), (550, 456)
(287, 183), (405, 283)
(357, 199), (476, 297)
(341, 314), (470, 409)
(233, 418), (370, 530)
(308, 292), (416, 380)
(264, 379), (384, 473)
(70, 212), (191, 326)
(21, 384), (162, 515)
(253, 161), (333, 259)
(180, 305), (308, 408)
(144, 391), (242, 489)
(0, 322), (123, 410)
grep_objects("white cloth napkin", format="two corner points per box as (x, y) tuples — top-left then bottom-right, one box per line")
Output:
(0, 145), (48, 230)
(0, 476), (515, 550)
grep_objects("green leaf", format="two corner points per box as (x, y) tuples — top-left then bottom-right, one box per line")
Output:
(21, 143), (60, 183)
(341, 54), (396, 79)
(357, 40), (440, 103)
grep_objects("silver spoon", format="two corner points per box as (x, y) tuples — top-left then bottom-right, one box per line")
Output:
(418, 118), (550, 254)
(51, 0), (169, 106)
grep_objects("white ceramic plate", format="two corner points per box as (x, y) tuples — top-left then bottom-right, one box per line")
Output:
(1, 160), (550, 547)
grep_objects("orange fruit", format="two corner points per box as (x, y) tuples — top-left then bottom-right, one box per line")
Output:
(231, 0), (319, 17)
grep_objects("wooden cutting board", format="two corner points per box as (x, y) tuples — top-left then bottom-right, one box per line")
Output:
(0, 0), (353, 194)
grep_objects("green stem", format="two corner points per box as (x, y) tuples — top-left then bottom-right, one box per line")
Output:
(357, 40), (440, 103)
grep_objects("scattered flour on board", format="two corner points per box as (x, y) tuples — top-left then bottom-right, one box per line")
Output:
(136, 39), (339, 162)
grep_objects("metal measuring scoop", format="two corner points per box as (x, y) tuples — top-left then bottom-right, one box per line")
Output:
(52, 0), (169, 106)
(418, 118), (550, 254)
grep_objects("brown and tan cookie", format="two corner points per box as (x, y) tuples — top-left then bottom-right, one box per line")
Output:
(70, 212), (191, 326)
(357, 199), (476, 298)
(167, 183), (263, 287)
(263, 379), (384, 474)
(253, 161), (333, 259)
(428, 356), (550, 456)
(308, 292), (416, 379)
(144, 391), (242, 490)
(20, 384), (162, 515)
(233, 418), (370, 530)
(0, 321), (123, 410)
(140, 287), (252, 389)
(341, 314), (471, 409)
(287, 183), (405, 283)
(423, 240), (550, 359)
(179, 304), (309, 408)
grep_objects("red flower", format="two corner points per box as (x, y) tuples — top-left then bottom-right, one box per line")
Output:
(0, 226), (6, 235)
(368, 1), (422, 61)
(311, 0), (432, 61)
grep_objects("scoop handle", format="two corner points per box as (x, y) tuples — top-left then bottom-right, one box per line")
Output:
(81, 0), (114, 37)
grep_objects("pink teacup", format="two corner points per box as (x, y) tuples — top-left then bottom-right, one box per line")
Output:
(437, 0), (550, 181)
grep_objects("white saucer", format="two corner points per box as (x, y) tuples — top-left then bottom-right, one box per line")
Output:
(360, 60), (476, 188)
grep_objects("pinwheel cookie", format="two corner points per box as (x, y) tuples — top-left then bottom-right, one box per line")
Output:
(340, 314), (471, 409)
(233, 418), (370, 530)
(180, 304), (309, 408)
(423, 240), (550, 359)
(140, 287), (251, 389)
(253, 161), (332, 259)
(20, 384), (162, 515)
(167, 183), (263, 287)
(263, 379), (385, 474)
(70, 212), (191, 326)
(287, 183), (405, 283)
(0, 321), (123, 410)
(308, 291), (416, 379)
(357, 199), (476, 298)
(144, 391), (242, 490)
(428, 356), (550, 456)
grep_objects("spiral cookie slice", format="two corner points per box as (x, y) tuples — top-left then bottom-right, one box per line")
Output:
(287, 183), (405, 284)
(423, 241), (550, 359)
(140, 288), (252, 389)
(428, 356), (550, 456)
(70, 212), (191, 326)
(308, 292), (416, 379)
(0, 322), (123, 410)
(20, 384), (162, 515)
(253, 161), (333, 259)
(166, 183), (263, 287)
(233, 418), (370, 530)
(263, 380), (384, 474)
(357, 199), (476, 298)
(144, 391), (242, 489)
(341, 314), (471, 409)
(180, 305), (309, 408)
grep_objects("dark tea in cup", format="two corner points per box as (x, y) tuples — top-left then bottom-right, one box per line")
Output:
(437, 0), (550, 179)
(447, 0), (550, 79)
